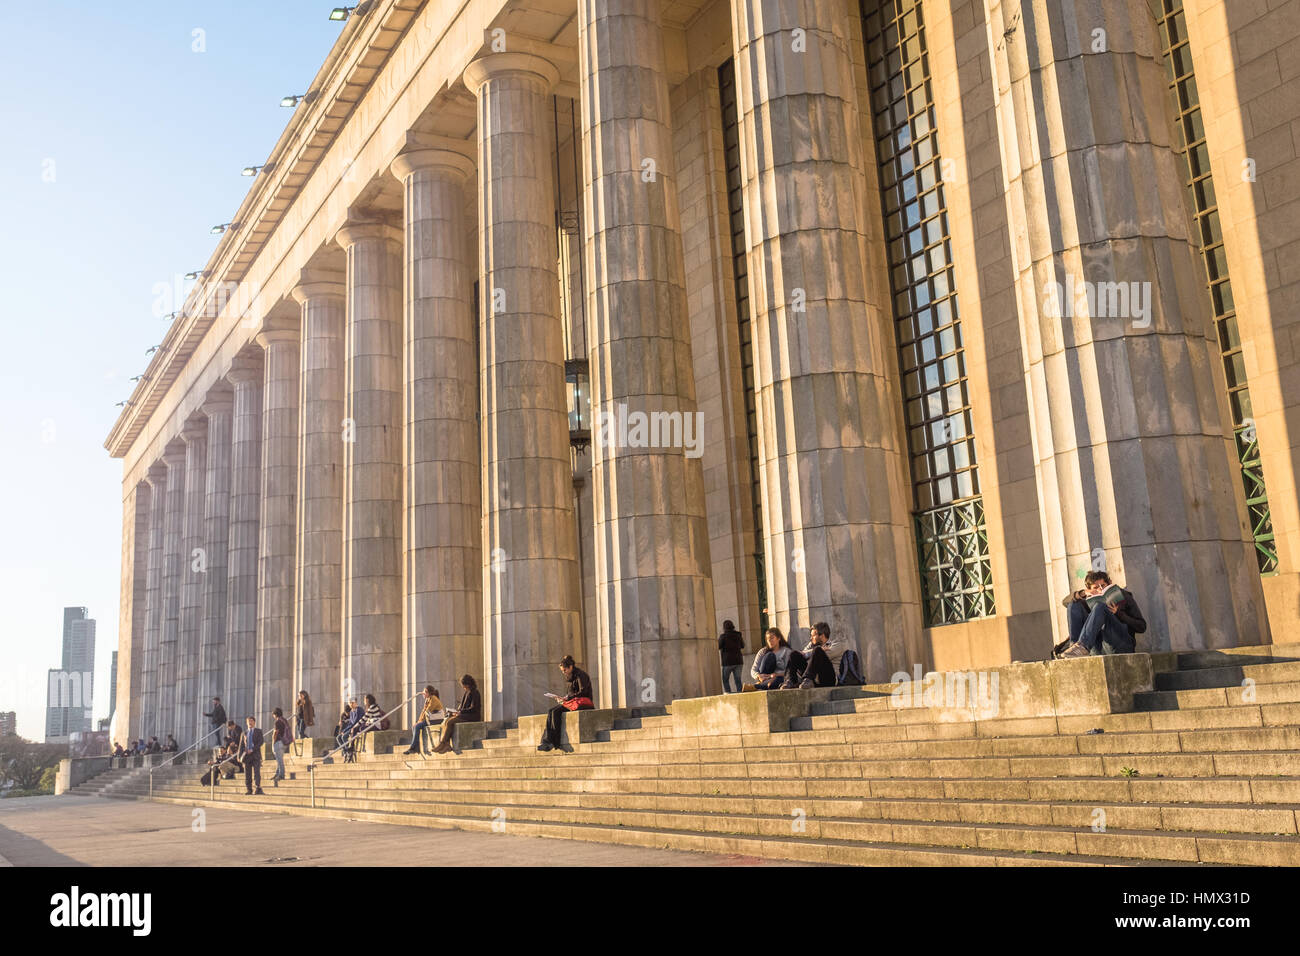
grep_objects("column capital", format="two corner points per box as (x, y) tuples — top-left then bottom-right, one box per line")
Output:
(390, 147), (475, 184)
(291, 267), (346, 305)
(200, 388), (234, 418)
(226, 350), (264, 387)
(146, 463), (168, 486)
(162, 441), (188, 469)
(463, 52), (560, 96)
(335, 219), (402, 250)
(181, 417), (208, 444)
(255, 327), (300, 350)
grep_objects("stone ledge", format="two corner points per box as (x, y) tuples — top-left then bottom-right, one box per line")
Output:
(518, 706), (669, 749)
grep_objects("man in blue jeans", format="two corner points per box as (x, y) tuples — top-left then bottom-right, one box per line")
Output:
(1061, 572), (1147, 657)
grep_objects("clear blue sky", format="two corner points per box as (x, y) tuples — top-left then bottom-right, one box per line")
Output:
(0, 1), (345, 741)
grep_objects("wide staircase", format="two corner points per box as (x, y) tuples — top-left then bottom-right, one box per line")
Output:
(73, 645), (1300, 865)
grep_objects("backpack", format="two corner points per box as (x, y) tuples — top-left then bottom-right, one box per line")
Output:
(837, 649), (865, 686)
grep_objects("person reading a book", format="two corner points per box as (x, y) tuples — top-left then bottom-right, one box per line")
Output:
(538, 655), (594, 752)
(403, 685), (445, 755)
(1060, 571), (1147, 658)
(431, 675), (482, 754)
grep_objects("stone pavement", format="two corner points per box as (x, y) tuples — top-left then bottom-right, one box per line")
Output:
(0, 795), (796, 867)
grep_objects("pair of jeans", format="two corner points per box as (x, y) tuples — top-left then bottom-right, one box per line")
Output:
(721, 664), (743, 693)
(1077, 604), (1135, 654)
(272, 740), (286, 780)
(409, 719), (440, 752)
(753, 650), (782, 690)
(785, 646), (837, 688)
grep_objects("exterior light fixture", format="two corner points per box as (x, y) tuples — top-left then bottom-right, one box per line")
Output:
(565, 358), (591, 449)
(184, 270), (206, 280)
(329, 2), (372, 21)
(146, 345), (159, 354)
(280, 92), (317, 108)
(210, 222), (238, 235)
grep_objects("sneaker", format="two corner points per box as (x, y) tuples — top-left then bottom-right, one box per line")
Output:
(537, 742), (554, 752)
(799, 678), (815, 690)
(1061, 642), (1091, 658)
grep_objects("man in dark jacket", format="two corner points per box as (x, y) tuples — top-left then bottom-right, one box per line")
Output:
(1060, 571), (1147, 658)
(241, 716), (265, 795)
(717, 620), (745, 693)
(538, 655), (594, 753)
(203, 697), (227, 744)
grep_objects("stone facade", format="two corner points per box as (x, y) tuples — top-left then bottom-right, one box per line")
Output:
(108, 0), (1297, 745)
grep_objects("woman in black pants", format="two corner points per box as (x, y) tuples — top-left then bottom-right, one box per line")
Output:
(538, 655), (594, 753)
(432, 675), (482, 754)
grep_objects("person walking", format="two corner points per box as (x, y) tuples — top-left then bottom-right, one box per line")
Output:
(537, 655), (594, 753)
(241, 715), (265, 795)
(717, 620), (746, 693)
(431, 675), (481, 754)
(269, 707), (289, 786)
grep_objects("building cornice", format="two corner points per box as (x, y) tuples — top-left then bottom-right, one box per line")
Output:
(104, 0), (426, 460)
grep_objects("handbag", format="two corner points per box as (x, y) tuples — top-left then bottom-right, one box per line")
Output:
(379, 717), (391, 731)
(561, 697), (593, 712)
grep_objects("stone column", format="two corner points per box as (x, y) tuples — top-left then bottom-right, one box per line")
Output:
(176, 417), (208, 746)
(336, 220), (404, 715)
(256, 324), (300, 722)
(292, 271), (347, 731)
(139, 465), (167, 741)
(158, 441), (187, 741)
(464, 52), (584, 720)
(390, 147), (483, 714)
(982, 0), (1268, 647)
(727, 0), (921, 680)
(576, 0), (718, 704)
(225, 354), (263, 724)
(197, 389), (233, 741)
(118, 480), (150, 745)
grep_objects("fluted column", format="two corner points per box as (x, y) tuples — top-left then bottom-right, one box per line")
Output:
(391, 147), (483, 715)
(336, 220), (404, 715)
(578, 0), (719, 705)
(256, 324), (300, 722)
(176, 417), (208, 746)
(158, 441), (187, 740)
(292, 271), (347, 728)
(983, 0), (1268, 648)
(119, 480), (150, 744)
(225, 355), (263, 724)
(198, 389), (233, 738)
(464, 52), (583, 720)
(728, 0), (921, 680)
(139, 464), (167, 741)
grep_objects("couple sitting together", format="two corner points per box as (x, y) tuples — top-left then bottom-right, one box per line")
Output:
(746, 622), (856, 691)
(1055, 571), (1147, 658)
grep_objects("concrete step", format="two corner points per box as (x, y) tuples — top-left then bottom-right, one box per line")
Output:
(1135, 681), (1300, 710)
(96, 781), (1297, 864)
(1154, 660), (1300, 691)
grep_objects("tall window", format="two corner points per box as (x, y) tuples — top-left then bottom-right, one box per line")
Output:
(1157, 0), (1276, 574)
(718, 59), (768, 632)
(861, 0), (994, 625)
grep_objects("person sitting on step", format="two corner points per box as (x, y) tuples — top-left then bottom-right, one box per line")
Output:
(201, 742), (243, 785)
(336, 697), (362, 754)
(431, 675), (482, 754)
(538, 655), (594, 753)
(403, 685), (445, 755)
(781, 621), (841, 689)
(1059, 571), (1147, 658)
(748, 627), (794, 690)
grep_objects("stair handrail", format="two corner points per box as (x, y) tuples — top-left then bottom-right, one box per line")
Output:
(305, 693), (421, 808)
(149, 725), (223, 797)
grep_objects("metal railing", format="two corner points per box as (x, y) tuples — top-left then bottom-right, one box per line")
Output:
(307, 694), (419, 808)
(149, 726), (222, 798)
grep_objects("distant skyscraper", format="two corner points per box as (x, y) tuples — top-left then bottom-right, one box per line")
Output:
(45, 606), (95, 743)
(109, 650), (118, 718)
(0, 712), (16, 737)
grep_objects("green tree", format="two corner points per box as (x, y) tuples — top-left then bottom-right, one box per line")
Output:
(0, 737), (66, 792)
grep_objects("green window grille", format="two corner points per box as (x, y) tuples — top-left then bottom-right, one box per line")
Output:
(861, 0), (994, 626)
(1157, 0), (1277, 574)
(719, 58), (769, 633)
